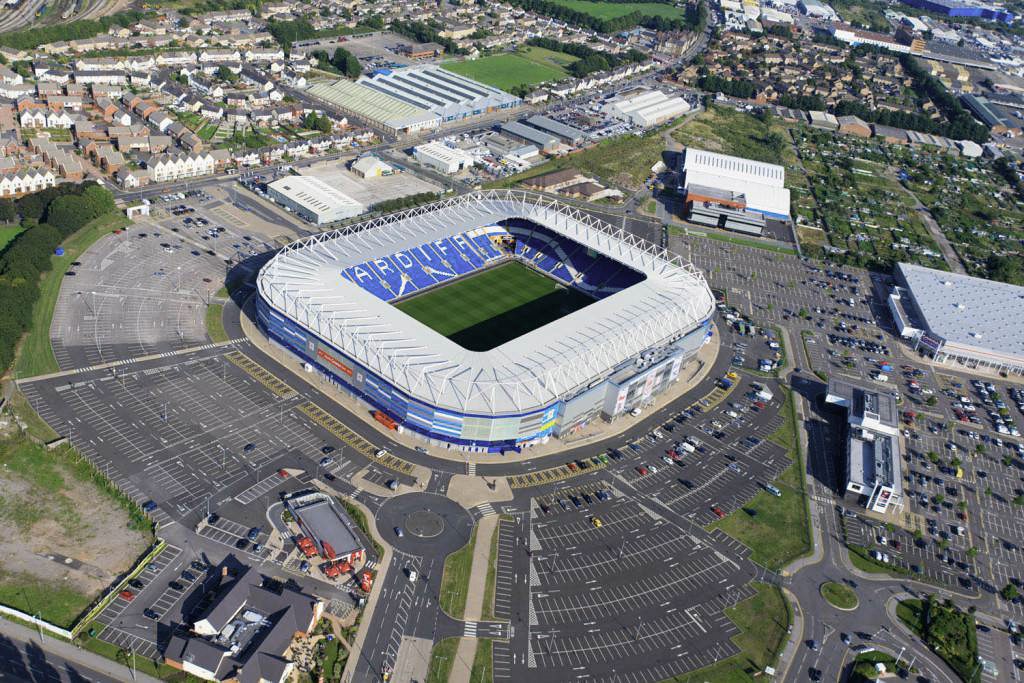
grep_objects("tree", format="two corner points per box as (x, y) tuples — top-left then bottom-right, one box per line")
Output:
(216, 65), (239, 83)
(985, 486), (993, 497)
(1014, 494), (1024, 506)
(1000, 583), (1020, 601)
(330, 47), (361, 78)
(967, 546), (978, 558)
(926, 395), (938, 407)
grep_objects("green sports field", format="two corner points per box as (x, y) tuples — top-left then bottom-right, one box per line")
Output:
(394, 262), (594, 351)
(550, 0), (688, 19)
(442, 54), (565, 93)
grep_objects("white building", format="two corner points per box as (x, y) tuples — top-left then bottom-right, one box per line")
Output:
(267, 175), (364, 225)
(798, 0), (838, 20)
(143, 152), (217, 183)
(413, 142), (475, 174)
(351, 156), (393, 178)
(825, 379), (903, 514)
(0, 169), (57, 198)
(600, 89), (690, 128)
(679, 148), (791, 221)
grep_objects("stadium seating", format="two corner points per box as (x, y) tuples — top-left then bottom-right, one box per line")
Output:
(343, 221), (644, 303)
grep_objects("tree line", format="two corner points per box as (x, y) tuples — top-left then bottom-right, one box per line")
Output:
(898, 54), (989, 144)
(371, 192), (441, 214)
(525, 37), (646, 78)
(0, 183), (117, 373)
(697, 74), (756, 99)
(0, 9), (148, 50)
(507, 0), (703, 34)
(309, 47), (362, 78)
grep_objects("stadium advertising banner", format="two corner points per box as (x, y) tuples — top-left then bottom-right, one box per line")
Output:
(316, 348), (354, 377)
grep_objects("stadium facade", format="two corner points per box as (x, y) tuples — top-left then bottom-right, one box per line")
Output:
(257, 191), (715, 453)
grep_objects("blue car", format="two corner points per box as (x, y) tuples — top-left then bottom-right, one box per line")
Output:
(142, 501), (157, 512)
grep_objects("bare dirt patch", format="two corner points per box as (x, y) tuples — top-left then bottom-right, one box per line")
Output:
(0, 435), (150, 626)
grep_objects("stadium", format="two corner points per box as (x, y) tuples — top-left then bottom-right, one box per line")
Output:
(256, 191), (715, 453)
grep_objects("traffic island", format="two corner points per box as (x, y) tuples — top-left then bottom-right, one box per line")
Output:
(820, 581), (859, 611)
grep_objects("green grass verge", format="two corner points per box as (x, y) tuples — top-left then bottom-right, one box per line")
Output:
(442, 53), (565, 92)
(549, 0), (686, 19)
(691, 229), (798, 255)
(395, 262), (594, 352)
(14, 211), (129, 378)
(710, 389), (811, 570)
(0, 223), (25, 252)
(204, 303), (228, 343)
(439, 525), (477, 619)
(470, 638), (493, 683)
(820, 581), (858, 609)
(6, 390), (59, 442)
(338, 498), (384, 561)
(661, 583), (790, 682)
(426, 637), (461, 683)
(0, 568), (92, 630)
(481, 518), (503, 621)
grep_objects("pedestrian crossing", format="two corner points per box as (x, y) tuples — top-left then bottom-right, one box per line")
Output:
(464, 621), (479, 637)
(473, 502), (496, 518)
(467, 461), (477, 476)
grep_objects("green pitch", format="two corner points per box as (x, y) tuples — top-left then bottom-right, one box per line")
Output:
(394, 262), (595, 351)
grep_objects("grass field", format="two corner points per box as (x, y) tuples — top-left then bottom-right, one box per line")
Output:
(442, 53), (565, 92)
(14, 211), (129, 378)
(205, 303), (228, 343)
(426, 637), (460, 683)
(820, 581), (858, 609)
(709, 389), (811, 570)
(663, 582), (789, 682)
(0, 224), (24, 252)
(470, 639), (493, 683)
(395, 262), (594, 351)
(439, 525), (477, 619)
(549, 0), (687, 19)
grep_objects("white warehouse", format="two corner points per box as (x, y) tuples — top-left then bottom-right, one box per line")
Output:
(413, 141), (475, 174)
(680, 148), (791, 221)
(601, 90), (691, 128)
(267, 175), (364, 225)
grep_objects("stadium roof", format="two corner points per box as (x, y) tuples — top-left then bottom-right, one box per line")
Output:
(305, 78), (440, 131)
(897, 262), (1024, 361)
(257, 191), (715, 416)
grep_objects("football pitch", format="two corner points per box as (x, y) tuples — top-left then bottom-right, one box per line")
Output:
(394, 262), (594, 351)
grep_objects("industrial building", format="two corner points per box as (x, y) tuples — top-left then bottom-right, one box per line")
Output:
(351, 155), (394, 178)
(798, 0), (839, 19)
(500, 121), (560, 153)
(960, 93), (1021, 134)
(900, 0), (1015, 23)
(267, 175), (364, 225)
(600, 89), (691, 128)
(888, 262), (1024, 375)
(523, 114), (587, 146)
(413, 141), (476, 174)
(359, 65), (521, 123)
(305, 78), (440, 135)
(826, 379), (904, 514)
(679, 148), (791, 228)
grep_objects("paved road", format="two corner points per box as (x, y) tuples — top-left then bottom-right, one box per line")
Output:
(0, 618), (160, 683)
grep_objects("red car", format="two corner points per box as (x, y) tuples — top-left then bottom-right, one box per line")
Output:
(119, 590), (135, 601)
(278, 469), (289, 478)
(635, 465), (649, 476)
(711, 505), (726, 519)
(567, 462), (578, 472)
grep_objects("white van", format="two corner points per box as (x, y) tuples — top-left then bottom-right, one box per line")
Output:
(765, 484), (782, 497)
(872, 372), (889, 382)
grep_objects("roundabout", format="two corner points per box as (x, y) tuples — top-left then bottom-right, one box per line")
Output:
(375, 493), (474, 557)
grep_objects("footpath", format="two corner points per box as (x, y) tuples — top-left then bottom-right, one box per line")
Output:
(450, 512), (502, 683)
